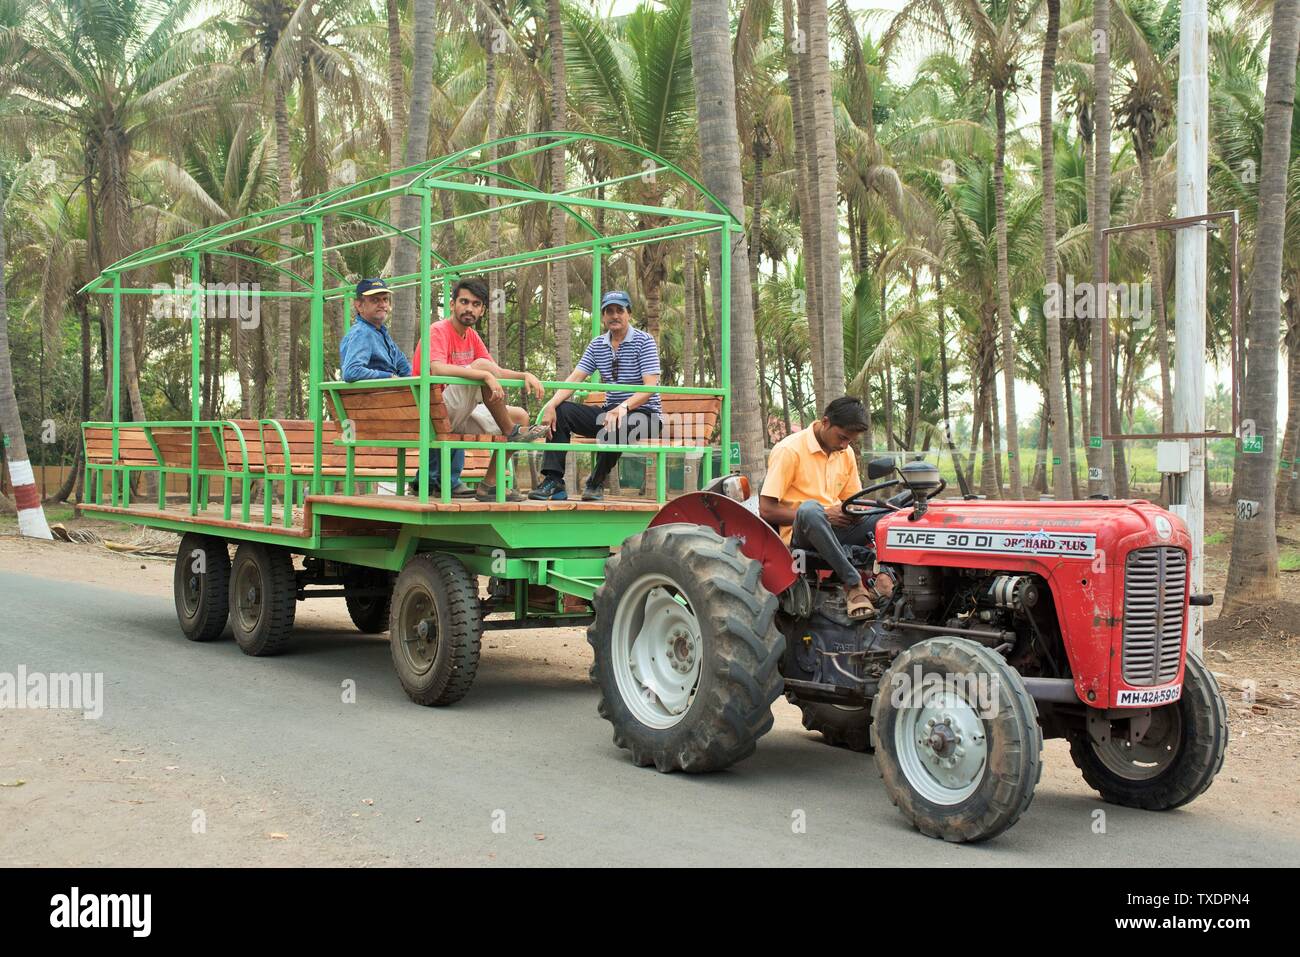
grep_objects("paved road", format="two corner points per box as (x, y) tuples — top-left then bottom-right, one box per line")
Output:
(1, 569), (1294, 866)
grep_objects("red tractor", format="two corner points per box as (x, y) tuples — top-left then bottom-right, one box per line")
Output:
(587, 459), (1227, 842)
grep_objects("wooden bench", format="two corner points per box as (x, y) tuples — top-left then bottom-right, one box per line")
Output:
(575, 392), (722, 446)
(84, 426), (157, 466)
(330, 385), (497, 480)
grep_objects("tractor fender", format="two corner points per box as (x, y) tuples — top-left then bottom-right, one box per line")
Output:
(648, 492), (798, 596)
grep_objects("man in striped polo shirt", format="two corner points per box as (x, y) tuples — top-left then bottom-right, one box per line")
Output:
(531, 290), (662, 501)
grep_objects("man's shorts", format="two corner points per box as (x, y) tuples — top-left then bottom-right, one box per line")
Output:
(441, 383), (499, 434)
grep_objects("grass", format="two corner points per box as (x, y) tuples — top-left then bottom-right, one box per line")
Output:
(1206, 531), (1227, 546)
(1279, 550), (1300, 572)
(0, 503), (77, 529)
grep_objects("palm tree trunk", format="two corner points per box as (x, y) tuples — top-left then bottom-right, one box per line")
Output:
(1223, 0), (1298, 613)
(682, 238), (697, 385)
(1041, 0), (1070, 500)
(0, 177), (52, 537)
(1277, 295), (1300, 511)
(994, 86), (1023, 497)
(387, 0), (405, 171)
(787, 0), (823, 405)
(1089, 0), (1114, 495)
(692, 0), (766, 483)
(484, 10), (502, 354)
(548, 0), (571, 376)
(807, 0), (844, 398)
(1064, 349), (1081, 498)
(274, 82), (293, 417)
(391, 0), (438, 351)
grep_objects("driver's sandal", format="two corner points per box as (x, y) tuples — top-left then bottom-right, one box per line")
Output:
(845, 583), (877, 619)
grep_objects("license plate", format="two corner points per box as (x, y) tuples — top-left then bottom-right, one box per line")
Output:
(1116, 685), (1181, 707)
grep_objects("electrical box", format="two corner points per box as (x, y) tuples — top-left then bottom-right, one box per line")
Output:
(1156, 440), (1190, 475)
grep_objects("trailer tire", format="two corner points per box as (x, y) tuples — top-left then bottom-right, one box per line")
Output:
(871, 637), (1042, 842)
(229, 542), (297, 656)
(588, 523), (784, 773)
(174, 533), (231, 642)
(1068, 653), (1227, 810)
(345, 567), (394, 634)
(789, 696), (874, 752)
(389, 553), (481, 706)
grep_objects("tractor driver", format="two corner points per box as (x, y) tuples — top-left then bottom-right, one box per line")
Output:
(758, 396), (882, 619)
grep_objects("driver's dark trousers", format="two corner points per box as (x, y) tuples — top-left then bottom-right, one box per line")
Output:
(790, 500), (873, 588)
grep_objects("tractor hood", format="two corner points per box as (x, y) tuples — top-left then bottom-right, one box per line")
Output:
(875, 498), (1189, 569)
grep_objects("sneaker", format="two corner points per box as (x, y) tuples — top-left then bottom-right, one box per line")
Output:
(476, 483), (524, 503)
(528, 476), (568, 501)
(507, 423), (550, 443)
(581, 483), (604, 502)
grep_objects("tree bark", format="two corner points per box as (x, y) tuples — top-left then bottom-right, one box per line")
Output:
(993, 86), (1023, 497)
(787, 0), (823, 404)
(1041, 0), (1071, 500)
(1089, 0), (1114, 495)
(390, 0), (438, 351)
(1223, 0), (1298, 614)
(807, 0), (844, 398)
(0, 176), (52, 537)
(692, 0), (766, 483)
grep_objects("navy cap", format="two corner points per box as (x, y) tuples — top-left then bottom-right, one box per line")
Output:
(355, 277), (390, 298)
(600, 290), (632, 311)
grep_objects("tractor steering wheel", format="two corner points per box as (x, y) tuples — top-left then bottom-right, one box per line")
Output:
(842, 480), (907, 515)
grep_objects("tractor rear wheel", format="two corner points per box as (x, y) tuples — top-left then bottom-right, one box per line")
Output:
(789, 696), (874, 752)
(588, 524), (784, 772)
(389, 553), (481, 706)
(345, 566), (394, 634)
(229, 543), (297, 656)
(871, 637), (1042, 842)
(1068, 653), (1227, 810)
(174, 533), (231, 642)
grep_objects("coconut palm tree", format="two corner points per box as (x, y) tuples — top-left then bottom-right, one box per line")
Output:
(691, 0), (766, 483)
(1040, 0), (1071, 500)
(1223, 0), (1300, 613)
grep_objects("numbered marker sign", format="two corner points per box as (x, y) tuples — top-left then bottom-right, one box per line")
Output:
(1089, 436), (1102, 449)
(1242, 435), (1263, 454)
(1237, 499), (1260, 521)
(1088, 467), (1102, 482)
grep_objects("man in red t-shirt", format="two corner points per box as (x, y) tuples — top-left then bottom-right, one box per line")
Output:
(411, 277), (548, 501)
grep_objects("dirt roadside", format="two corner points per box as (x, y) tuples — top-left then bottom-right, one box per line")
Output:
(1, 504), (1298, 864)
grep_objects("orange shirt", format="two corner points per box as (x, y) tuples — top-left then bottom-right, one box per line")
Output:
(760, 425), (863, 543)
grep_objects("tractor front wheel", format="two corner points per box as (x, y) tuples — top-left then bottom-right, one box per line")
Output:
(1068, 653), (1227, 810)
(589, 524), (784, 772)
(871, 637), (1042, 842)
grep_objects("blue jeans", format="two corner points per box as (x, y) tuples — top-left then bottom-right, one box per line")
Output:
(413, 448), (463, 490)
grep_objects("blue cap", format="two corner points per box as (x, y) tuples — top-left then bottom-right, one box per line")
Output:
(355, 277), (390, 298)
(600, 290), (632, 311)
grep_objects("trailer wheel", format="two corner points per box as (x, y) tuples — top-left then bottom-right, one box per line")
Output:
(344, 567), (394, 634)
(174, 533), (231, 642)
(229, 543), (297, 656)
(789, 696), (874, 752)
(1068, 653), (1227, 810)
(389, 553), (481, 706)
(588, 524), (784, 772)
(871, 637), (1042, 842)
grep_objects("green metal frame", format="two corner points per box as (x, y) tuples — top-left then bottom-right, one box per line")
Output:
(77, 133), (736, 620)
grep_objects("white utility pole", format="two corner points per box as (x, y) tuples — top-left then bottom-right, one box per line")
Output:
(1173, 0), (1208, 655)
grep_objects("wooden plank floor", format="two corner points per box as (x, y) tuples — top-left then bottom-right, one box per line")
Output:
(81, 492), (661, 538)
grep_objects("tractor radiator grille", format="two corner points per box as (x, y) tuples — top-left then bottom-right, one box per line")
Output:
(1122, 547), (1187, 686)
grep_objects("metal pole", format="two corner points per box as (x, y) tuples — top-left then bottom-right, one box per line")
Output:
(720, 224), (732, 474)
(190, 254), (201, 515)
(110, 272), (122, 505)
(311, 219), (325, 497)
(1173, 0), (1208, 654)
(419, 190), (432, 503)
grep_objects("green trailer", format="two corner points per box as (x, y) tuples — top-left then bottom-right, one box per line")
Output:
(77, 132), (737, 706)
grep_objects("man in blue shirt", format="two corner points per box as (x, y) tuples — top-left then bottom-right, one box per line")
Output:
(338, 278), (471, 496)
(530, 291), (662, 501)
